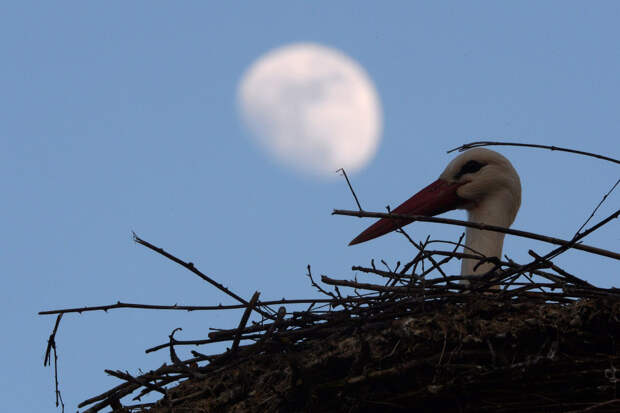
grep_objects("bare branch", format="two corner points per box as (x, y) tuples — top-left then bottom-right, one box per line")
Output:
(232, 291), (261, 353)
(447, 141), (620, 165)
(575, 178), (620, 235)
(132, 233), (275, 320)
(333, 209), (619, 260)
(337, 168), (363, 211)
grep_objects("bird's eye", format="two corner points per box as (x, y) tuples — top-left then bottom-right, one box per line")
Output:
(455, 160), (485, 179)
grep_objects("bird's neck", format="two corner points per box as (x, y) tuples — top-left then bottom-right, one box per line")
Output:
(461, 198), (514, 276)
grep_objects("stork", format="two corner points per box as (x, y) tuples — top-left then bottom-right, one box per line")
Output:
(349, 148), (522, 277)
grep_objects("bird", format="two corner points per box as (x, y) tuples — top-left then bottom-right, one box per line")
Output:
(349, 148), (522, 277)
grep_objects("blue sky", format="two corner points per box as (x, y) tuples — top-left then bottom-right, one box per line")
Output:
(2, 2), (619, 411)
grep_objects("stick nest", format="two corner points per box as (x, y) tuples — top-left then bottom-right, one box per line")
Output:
(60, 230), (620, 413)
(142, 297), (620, 413)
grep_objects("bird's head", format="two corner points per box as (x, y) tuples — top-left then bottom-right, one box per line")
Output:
(349, 148), (521, 245)
(440, 148), (521, 221)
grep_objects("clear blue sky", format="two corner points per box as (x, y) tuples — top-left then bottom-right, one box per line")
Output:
(2, 2), (619, 411)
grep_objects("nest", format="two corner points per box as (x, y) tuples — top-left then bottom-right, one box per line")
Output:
(40, 142), (619, 412)
(41, 228), (620, 413)
(143, 298), (620, 413)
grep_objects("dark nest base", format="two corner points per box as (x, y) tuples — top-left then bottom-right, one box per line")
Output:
(144, 298), (619, 413)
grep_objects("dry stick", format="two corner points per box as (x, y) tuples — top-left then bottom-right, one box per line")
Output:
(417, 235), (466, 280)
(168, 327), (184, 366)
(232, 291), (260, 353)
(500, 208), (620, 285)
(399, 229), (452, 284)
(132, 233), (275, 320)
(256, 306), (287, 347)
(332, 209), (619, 260)
(447, 141), (620, 165)
(43, 313), (62, 366)
(105, 370), (168, 396)
(337, 168), (363, 211)
(39, 298), (342, 316)
(426, 249), (584, 287)
(353, 265), (412, 280)
(146, 332), (266, 354)
(132, 375), (181, 402)
(80, 365), (193, 410)
(306, 265), (338, 300)
(550, 208), (619, 261)
(527, 251), (593, 287)
(82, 383), (142, 412)
(575, 177), (620, 235)
(79, 378), (138, 408)
(209, 309), (336, 341)
(320, 275), (465, 294)
(43, 314), (64, 412)
(170, 339), (220, 379)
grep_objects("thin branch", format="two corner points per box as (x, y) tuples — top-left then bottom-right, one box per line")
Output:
(232, 291), (260, 353)
(168, 328), (184, 366)
(132, 233), (274, 320)
(333, 209), (619, 260)
(575, 178), (620, 235)
(39, 297), (376, 318)
(447, 141), (620, 165)
(500, 209), (620, 282)
(306, 265), (337, 300)
(105, 370), (168, 396)
(43, 314), (64, 412)
(337, 168), (363, 211)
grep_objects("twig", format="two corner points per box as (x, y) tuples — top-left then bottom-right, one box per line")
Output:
(575, 178), (620, 235)
(43, 314), (64, 412)
(169, 328), (184, 366)
(232, 291), (260, 353)
(39, 298), (347, 316)
(333, 209), (619, 260)
(337, 168), (363, 211)
(306, 265), (338, 300)
(105, 370), (168, 396)
(132, 233), (274, 320)
(500, 209), (620, 283)
(447, 141), (620, 165)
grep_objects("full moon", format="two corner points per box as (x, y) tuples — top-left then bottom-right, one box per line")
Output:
(237, 43), (383, 177)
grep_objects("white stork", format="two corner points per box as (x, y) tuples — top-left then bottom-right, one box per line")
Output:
(349, 148), (522, 277)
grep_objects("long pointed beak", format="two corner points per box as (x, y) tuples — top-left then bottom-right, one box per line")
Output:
(349, 179), (464, 246)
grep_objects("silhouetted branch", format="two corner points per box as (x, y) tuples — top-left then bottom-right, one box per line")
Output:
(232, 291), (260, 352)
(575, 178), (620, 235)
(39, 298), (344, 316)
(332, 209), (620, 260)
(337, 168), (363, 211)
(43, 314), (64, 413)
(132, 232), (275, 320)
(447, 141), (620, 165)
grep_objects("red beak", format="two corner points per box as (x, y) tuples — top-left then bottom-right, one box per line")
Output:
(349, 179), (464, 246)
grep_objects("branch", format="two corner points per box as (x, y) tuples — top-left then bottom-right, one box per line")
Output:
(447, 141), (620, 165)
(332, 209), (619, 260)
(43, 314), (64, 412)
(232, 291), (260, 353)
(132, 233), (274, 320)
(39, 298), (345, 316)
(575, 178), (620, 235)
(337, 168), (363, 211)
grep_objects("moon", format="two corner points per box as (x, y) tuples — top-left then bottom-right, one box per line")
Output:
(237, 43), (383, 177)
